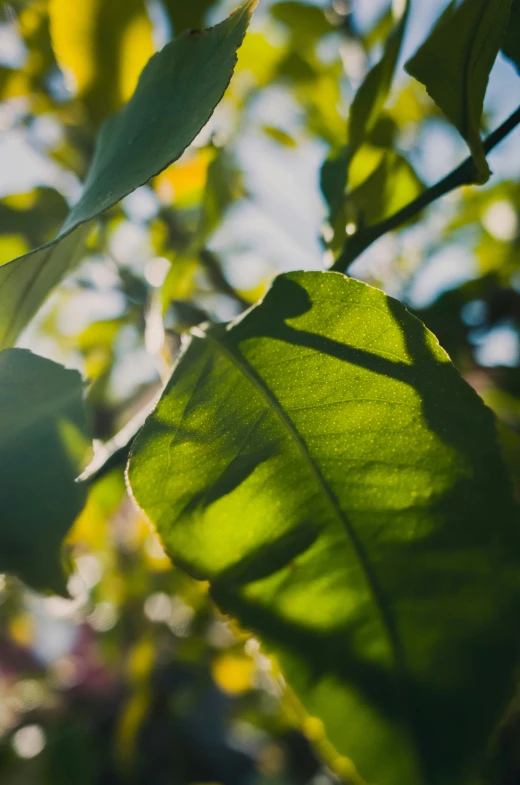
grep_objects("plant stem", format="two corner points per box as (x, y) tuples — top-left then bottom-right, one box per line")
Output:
(332, 104), (520, 273)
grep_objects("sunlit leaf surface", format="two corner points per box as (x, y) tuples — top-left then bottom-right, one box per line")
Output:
(129, 271), (520, 785)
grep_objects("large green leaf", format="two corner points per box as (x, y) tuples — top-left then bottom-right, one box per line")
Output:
(129, 271), (520, 785)
(0, 0), (256, 349)
(405, 0), (512, 185)
(0, 349), (90, 594)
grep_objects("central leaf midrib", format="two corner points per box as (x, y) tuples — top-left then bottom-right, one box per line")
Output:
(202, 330), (410, 707)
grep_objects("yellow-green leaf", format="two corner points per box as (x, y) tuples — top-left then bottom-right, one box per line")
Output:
(49, 0), (154, 125)
(129, 270), (520, 785)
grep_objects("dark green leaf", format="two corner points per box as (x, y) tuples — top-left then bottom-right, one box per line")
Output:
(161, 0), (217, 36)
(0, 0), (256, 348)
(0, 349), (90, 594)
(502, 0), (520, 73)
(405, 0), (512, 184)
(129, 270), (520, 785)
(347, 1), (409, 158)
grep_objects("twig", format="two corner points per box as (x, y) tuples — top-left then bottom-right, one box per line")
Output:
(332, 104), (520, 272)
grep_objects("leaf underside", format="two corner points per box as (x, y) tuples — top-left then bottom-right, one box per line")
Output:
(129, 270), (520, 785)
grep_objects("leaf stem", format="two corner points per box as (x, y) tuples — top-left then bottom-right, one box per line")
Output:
(332, 104), (520, 272)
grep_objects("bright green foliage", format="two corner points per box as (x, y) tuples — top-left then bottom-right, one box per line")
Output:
(343, 151), (424, 233)
(162, 0), (218, 36)
(129, 271), (520, 785)
(405, 0), (512, 184)
(0, 349), (90, 594)
(502, 0), (520, 72)
(0, 0), (256, 349)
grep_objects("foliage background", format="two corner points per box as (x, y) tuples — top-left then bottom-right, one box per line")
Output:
(0, 0), (520, 782)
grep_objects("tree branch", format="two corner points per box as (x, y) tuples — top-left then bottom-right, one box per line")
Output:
(332, 104), (520, 273)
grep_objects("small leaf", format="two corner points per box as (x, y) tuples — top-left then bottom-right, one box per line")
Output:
(321, 3), (409, 245)
(405, 0), (512, 185)
(344, 151), (424, 231)
(0, 349), (91, 594)
(502, 0), (520, 73)
(0, 0), (256, 349)
(347, 0), (410, 158)
(129, 271), (520, 785)
(271, 2), (333, 51)
(196, 147), (246, 247)
(161, 0), (217, 36)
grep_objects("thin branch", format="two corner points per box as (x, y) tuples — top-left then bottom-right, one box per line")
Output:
(332, 104), (520, 273)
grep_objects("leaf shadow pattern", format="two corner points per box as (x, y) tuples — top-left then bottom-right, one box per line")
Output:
(132, 272), (520, 785)
(204, 274), (520, 781)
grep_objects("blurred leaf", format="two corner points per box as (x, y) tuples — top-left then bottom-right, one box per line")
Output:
(321, 3), (410, 237)
(161, 0), (217, 35)
(271, 2), (333, 51)
(196, 147), (245, 246)
(262, 125), (297, 146)
(326, 150), (424, 255)
(347, 0), (409, 158)
(0, 349), (90, 593)
(234, 31), (283, 89)
(0, 0), (256, 348)
(49, 0), (154, 125)
(155, 148), (214, 208)
(344, 151), (424, 230)
(405, 0), (512, 184)
(129, 270), (520, 785)
(502, 0), (520, 73)
(0, 188), (68, 256)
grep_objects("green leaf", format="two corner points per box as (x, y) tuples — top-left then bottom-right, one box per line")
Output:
(0, 0), (256, 349)
(344, 150), (424, 232)
(0, 349), (91, 594)
(502, 0), (520, 73)
(196, 147), (246, 247)
(405, 0), (512, 185)
(271, 2), (333, 51)
(129, 271), (520, 785)
(347, 1), (409, 158)
(161, 0), (217, 36)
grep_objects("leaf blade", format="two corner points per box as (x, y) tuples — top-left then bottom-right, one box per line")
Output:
(129, 270), (520, 785)
(0, 0), (256, 348)
(405, 0), (512, 184)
